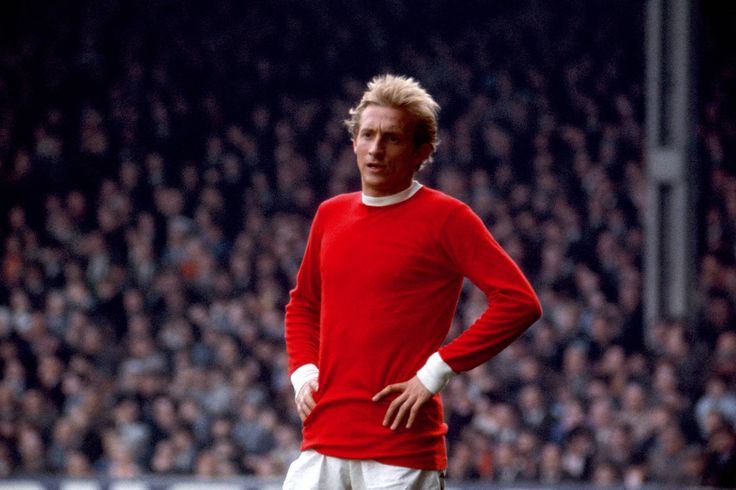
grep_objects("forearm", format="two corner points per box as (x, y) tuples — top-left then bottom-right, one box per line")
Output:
(439, 287), (541, 372)
(284, 301), (320, 374)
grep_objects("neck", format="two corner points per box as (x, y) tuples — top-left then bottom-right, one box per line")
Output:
(362, 181), (423, 207)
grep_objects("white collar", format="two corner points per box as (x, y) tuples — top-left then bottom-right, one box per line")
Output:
(362, 181), (423, 207)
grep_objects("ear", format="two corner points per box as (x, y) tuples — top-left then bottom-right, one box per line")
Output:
(413, 142), (432, 168)
(352, 138), (358, 154)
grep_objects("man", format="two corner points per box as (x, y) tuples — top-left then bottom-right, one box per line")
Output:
(283, 74), (541, 489)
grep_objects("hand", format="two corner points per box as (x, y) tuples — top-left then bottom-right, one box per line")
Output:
(372, 376), (433, 430)
(295, 377), (319, 422)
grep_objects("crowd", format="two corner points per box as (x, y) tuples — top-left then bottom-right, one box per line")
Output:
(0, 0), (735, 486)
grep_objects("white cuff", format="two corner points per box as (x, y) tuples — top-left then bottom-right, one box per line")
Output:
(291, 363), (319, 399)
(416, 352), (456, 394)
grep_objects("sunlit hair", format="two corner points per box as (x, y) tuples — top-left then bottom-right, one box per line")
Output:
(345, 74), (440, 167)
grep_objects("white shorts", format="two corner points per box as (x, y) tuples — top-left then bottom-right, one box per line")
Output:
(282, 449), (445, 490)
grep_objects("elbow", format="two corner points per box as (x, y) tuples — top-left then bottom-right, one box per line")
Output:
(522, 288), (542, 325)
(529, 291), (542, 323)
(496, 287), (542, 328)
(530, 295), (542, 323)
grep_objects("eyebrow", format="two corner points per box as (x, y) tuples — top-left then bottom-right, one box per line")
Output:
(359, 125), (406, 134)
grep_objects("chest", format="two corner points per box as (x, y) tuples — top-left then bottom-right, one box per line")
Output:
(319, 211), (452, 290)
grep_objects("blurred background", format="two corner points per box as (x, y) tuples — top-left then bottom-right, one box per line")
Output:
(0, 0), (734, 488)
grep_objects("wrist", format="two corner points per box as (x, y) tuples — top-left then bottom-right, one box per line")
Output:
(416, 352), (456, 394)
(291, 363), (319, 399)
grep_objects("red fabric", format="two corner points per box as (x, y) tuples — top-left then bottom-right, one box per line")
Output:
(285, 187), (541, 470)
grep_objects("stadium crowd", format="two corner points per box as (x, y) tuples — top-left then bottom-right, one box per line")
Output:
(0, 0), (735, 486)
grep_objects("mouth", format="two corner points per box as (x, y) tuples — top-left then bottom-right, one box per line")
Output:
(366, 163), (386, 171)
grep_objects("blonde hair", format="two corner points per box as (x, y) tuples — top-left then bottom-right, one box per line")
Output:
(345, 74), (440, 166)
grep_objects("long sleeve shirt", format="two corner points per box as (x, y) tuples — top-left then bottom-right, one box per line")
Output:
(285, 185), (541, 470)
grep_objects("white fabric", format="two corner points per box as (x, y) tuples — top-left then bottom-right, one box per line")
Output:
(283, 450), (444, 490)
(291, 363), (319, 400)
(416, 352), (457, 394)
(362, 180), (423, 207)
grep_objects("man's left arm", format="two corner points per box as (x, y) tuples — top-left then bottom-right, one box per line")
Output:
(374, 204), (541, 429)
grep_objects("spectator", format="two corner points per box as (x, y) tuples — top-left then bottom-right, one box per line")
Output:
(647, 425), (690, 484)
(696, 376), (736, 436)
(703, 423), (736, 487)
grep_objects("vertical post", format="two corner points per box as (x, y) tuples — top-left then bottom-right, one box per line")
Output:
(644, 0), (698, 343)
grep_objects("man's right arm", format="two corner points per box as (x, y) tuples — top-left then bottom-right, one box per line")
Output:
(284, 208), (324, 417)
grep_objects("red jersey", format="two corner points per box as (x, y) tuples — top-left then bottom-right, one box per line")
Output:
(285, 186), (541, 470)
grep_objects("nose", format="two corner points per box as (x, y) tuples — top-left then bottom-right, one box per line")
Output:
(368, 135), (384, 157)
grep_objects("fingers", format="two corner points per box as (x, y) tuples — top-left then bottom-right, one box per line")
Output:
(296, 379), (319, 422)
(372, 383), (400, 402)
(374, 377), (433, 430)
(382, 393), (401, 427)
(302, 383), (317, 410)
(297, 391), (316, 421)
(378, 383), (415, 429)
(374, 383), (409, 429)
(297, 398), (313, 421)
(386, 395), (411, 430)
(405, 400), (422, 429)
(382, 392), (426, 430)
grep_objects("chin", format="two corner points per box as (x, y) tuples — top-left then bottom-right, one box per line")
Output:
(363, 177), (388, 188)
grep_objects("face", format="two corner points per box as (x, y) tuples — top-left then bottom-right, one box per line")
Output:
(353, 105), (431, 197)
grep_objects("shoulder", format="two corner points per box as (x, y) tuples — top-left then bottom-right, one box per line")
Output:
(415, 186), (470, 215)
(315, 191), (361, 218)
(319, 191), (360, 208)
(416, 187), (488, 236)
